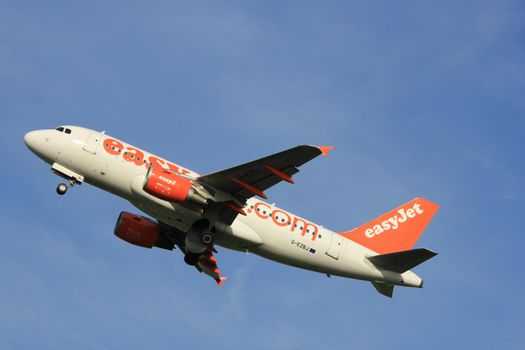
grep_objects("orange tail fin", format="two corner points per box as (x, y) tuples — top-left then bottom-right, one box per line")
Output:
(340, 198), (439, 254)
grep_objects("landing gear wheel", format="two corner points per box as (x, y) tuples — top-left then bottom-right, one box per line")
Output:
(200, 231), (215, 245)
(56, 183), (68, 195)
(184, 253), (199, 266)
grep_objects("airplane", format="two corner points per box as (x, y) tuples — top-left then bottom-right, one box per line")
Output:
(24, 125), (439, 297)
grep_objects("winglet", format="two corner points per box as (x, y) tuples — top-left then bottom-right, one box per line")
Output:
(318, 146), (334, 157)
(216, 276), (228, 287)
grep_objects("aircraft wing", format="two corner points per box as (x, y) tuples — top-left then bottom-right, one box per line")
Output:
(171, 145), (333, 283)
(197, 248), (227, 286)
(175, 242), (227, 286)
(198, 145), (333, 204)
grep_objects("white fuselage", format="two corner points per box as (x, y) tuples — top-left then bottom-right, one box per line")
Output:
(24, 126), (422, 288)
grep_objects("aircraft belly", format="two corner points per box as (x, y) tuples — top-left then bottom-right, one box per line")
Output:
(69, 150), (200, 233)
(242, 217), (374, 280)
(129, 200), (198, 232)
(69, 153), (409, 284)
(214, 219), (262, 251)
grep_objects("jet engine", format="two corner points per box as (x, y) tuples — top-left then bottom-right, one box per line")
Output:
(114, 212), (174, 250)
(143, 164), (207, 206)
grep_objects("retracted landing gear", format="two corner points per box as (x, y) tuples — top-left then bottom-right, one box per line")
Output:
(184, 253), (200, 266)
(183, 219), (217, 266)
(200, 231), (215, 245)
(185, 219), (216, 250)
(183, 231), (215, 266)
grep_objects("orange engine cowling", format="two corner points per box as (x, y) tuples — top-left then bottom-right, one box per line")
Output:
(143, 164), (206, 205)
(114, 212), (161, 248)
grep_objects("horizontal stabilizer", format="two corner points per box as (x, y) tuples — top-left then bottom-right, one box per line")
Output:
(371, 281), (394, 298)
(367, 248), (437, 274)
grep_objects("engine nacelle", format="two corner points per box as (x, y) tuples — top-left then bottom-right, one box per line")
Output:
(114, 212), (173, 249)
(143, 164), (206, 206)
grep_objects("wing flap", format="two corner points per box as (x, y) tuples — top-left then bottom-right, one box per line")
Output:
(197, 248), (227, 286)
(197, 145), (327, 201)
(197, 145), (330, 224)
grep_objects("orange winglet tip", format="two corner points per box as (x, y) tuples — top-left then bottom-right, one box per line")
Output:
(216, 276), (228, 287)
(318, 146), (334, 157)
(263, 165), (294, 184)
(229, 177), (268, 199)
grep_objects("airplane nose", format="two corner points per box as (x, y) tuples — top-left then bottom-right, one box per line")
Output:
(24, 130), (52, 162)
(24, 131), (37, 150)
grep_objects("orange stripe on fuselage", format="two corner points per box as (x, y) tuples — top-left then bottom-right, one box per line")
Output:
(102, 137), (192, 175)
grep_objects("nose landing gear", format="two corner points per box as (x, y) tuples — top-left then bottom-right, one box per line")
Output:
(56, 183), (68, 195)
(51, 163), (84, 196)
(56, 179), (80, 195)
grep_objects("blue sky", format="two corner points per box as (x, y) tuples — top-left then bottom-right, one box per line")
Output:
(1, 0), (524, 349)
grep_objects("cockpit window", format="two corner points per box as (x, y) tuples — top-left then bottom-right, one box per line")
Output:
(54, 127), (72, 134)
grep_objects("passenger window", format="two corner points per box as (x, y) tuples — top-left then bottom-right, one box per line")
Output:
(65, 128), (71, 134)
(55, 127), (64, 132)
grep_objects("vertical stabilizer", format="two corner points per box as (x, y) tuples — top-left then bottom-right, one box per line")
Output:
(340, 198), (439, 254)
